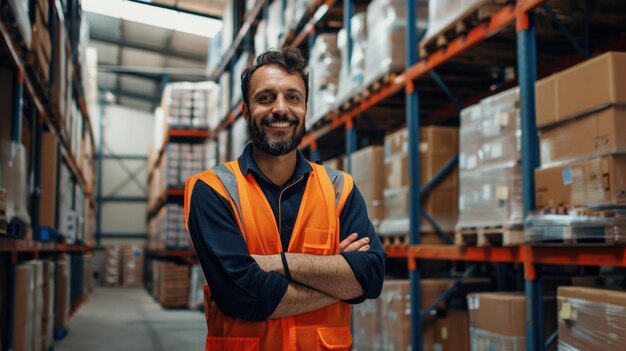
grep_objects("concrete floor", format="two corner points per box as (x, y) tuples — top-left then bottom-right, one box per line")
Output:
(55, 288), (206, 351)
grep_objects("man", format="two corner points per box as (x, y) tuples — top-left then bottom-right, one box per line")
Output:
(184, 48), (386, 350)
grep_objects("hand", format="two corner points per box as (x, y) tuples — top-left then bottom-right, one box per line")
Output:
(336, 233), (370, 254)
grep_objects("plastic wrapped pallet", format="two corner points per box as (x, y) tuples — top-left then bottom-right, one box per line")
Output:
(285, 0), (307, 32)
(381, 280), (453, 351)
(558, 286), (626, 351)
(468, 292), (556, 351)
(349, 146), (386, 230)
(457, 88), (523, 229)
(162, 82), (218, 129)
(337, 13), (368, 106)
(218, 129), (230, 164)
(230, 117), (249, 159)
(525, 208), (626, 244)
(13, 263), (34, 351)
(380, 127), (459, 236)
(206, 33), (222, 76)
(231, 53), (251, 107)
(161, 204), (189, 250)
(188, 264), (207, 310)
(104, 245), (122, 287)
(221, 0), (234, 56)
(0, 141), (32, 228)
(267, 0), (284, 50)
(42, 260), (55, 351)
(7, 0), (32, 48)
(308, 34), (341, 128)
(422, 0), (498, 46)
(363, 0), (427, 87)
(353, 298), (382, 351)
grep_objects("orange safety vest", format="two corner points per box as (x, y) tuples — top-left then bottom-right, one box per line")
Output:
(184, 159), (355, 351)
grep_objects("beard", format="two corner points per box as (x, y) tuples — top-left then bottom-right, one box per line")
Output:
(248, 112), (306, 156)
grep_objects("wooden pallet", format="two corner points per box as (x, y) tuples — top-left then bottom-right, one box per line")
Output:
(455, 226), (525, 247)
(379, 232), (453, 246)
(419, 0), (505, 58)
(362, 71), (400, 99)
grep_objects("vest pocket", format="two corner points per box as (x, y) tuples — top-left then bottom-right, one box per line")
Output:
(302, 228), (332, 255)
(205, 336), (259, 351)
(316, 327), (352, 350)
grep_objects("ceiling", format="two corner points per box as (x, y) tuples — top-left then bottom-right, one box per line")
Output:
(88, 0), (225, 111)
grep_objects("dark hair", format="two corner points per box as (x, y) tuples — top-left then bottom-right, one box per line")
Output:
(241, 48), (309, 108)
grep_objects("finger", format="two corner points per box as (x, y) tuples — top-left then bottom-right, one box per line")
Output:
(337, 233), (359, 252)
(343, 237), (370, 252)
(358, 245), (370, 252)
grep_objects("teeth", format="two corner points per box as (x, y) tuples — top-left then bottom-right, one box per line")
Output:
(269, 122), (290, 128)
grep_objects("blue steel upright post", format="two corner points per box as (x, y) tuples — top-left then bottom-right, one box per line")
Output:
(406, 0), (422, 350)
(517, 9), (541, 351)
(343, 0), (355, 173)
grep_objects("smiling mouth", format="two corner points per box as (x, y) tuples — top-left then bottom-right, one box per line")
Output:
(266, 122), (294, 128)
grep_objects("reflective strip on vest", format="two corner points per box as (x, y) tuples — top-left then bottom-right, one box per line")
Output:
(214, 163), (348, 217)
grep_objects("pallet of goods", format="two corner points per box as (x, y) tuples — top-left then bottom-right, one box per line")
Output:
(529, 52), (626, 245)
(456, 87), (525, 247)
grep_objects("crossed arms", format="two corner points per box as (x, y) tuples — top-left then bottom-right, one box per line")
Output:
(187, 181), (386, 321)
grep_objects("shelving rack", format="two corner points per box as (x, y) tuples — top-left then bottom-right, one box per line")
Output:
(204, 0), (626, 350)
(0, 1), (96, 349)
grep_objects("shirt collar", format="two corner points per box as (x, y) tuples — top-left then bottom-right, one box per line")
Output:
(237, 143), (313, 180)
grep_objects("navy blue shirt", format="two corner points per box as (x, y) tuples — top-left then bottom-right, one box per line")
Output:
(187, 143), (386, 321)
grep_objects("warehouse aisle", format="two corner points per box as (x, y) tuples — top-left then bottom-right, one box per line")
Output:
(55, 288), (206, 351)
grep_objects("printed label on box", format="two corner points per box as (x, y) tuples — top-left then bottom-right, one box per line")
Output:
(468, 295), (479, 310)
(562, 167), (573, 185)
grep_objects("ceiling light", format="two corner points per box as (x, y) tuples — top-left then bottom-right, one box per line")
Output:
(82, 0), (222, 38)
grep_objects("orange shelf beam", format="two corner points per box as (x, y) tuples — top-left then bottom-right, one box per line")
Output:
(168, 129), (211, 138)
(409, 245), (523, 263)
(384, 245), (408, 258)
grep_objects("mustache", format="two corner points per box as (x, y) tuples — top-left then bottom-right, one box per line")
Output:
(260, 114), (299, 126)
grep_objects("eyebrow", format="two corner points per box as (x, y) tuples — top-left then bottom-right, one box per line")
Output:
(252, 88), (304, 99)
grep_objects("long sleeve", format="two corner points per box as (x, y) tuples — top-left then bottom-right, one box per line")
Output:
(338, 185), (387, 304)
(187, 181), (289, 321)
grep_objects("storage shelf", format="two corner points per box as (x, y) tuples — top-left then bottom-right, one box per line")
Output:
(0, 13), (94, 197)
(147, 249), (196, 258)
(147, 188), (185, 219)
(0, 237), (92, 253)
(147, 128), (212, 183)
(408, 244), (626, 268)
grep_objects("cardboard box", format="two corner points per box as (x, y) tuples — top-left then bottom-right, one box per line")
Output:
(536, 52), (626, 127)
(540, 106), (626, 164)
(558, 286), (626, 351)
(54, 255), (70, 330)
(42, 261), (55, 351)
(381, 280), (438, 351)
(122, 245), (144, 288)
(0, 68), (14, 143)
(435, 310), (470, 351)
(384, 127), (459, 190)
(51, 12), (67, 119)
(383, 187), (458, 232)
(40, 132), (58, 228)
(536, 75), (558, 128)
(353, 297), (382, 351)
(14, 264), (34, 351)
(536, 154), (626, 208)
(27, 261), (44, 351)
(468, 292), (556, 349)
(350, 146), (385, 223)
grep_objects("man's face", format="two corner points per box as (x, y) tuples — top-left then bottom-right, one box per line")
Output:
(244, 65), (307, 156)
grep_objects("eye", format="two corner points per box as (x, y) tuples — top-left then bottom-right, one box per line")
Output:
(259, 95), (273, 103)
(288, 95), (301, 102)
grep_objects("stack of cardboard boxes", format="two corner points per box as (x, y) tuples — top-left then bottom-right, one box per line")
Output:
(54, 255), (71, 334)
(558, 286), (626, 350)
(30, 0), (52, 83)
(467, 292), (557, 350)
(152, 261), (190, 308)
(458, 87), (524, 229)
(531, 52), (626, 242)
(365, 279), (483, 351)
(42, 261), (55, 351)
(161, 82), (221, 130)
(379, 126), (459, 238)
(350, 146), (386, 230)
(122, 245), (145, 288)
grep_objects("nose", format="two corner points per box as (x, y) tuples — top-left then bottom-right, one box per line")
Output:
(271, 95), (289, 115)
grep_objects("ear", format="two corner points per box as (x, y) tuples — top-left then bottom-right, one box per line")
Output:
(242, 103), (251, 123)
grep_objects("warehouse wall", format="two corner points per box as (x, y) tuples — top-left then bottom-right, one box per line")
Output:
(99, 104), (154, 244)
